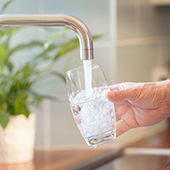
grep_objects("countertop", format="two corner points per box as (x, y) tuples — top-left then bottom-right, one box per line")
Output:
(1, 129), (170, 170)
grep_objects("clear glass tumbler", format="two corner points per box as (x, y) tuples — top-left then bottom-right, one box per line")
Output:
(66, 64), (116, 147)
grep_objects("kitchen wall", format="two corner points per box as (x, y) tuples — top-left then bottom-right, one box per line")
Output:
(117, 0), (170, 82)
(115, 0), (170, 146)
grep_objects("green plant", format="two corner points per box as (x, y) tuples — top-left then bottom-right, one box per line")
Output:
(0, 1), (101, 129)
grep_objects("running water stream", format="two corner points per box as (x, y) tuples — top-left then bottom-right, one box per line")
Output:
(83, 60), (92, 98)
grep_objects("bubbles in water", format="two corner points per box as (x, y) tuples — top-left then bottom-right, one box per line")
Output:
(93, 145), (97, 149)
(71, 88), (116, 146)
(72, 105), (81, 115)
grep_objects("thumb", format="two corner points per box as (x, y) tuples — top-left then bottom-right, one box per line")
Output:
(107, 89), (134, 102)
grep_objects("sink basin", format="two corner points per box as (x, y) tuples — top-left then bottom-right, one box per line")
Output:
(71, 148), (170, 170)
(113, 148), (170, 170)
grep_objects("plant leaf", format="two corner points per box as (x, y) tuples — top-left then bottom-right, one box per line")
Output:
(50, 27), (69, 40)
(50, 71), (66, 83)
(26, 90), (44, 105)
(7, 61), (13, 72)
(10, 41), (43, 56)
(44, 27), (69, 50)
(0, 110), (10, 129)
(53, 35), (101, 61)
(22, 108), (30, 118)
(0, 0), (14, 14)
(54, 38), (79, 60)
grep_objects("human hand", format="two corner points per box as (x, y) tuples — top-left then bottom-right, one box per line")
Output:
(107, 80), (170, 137)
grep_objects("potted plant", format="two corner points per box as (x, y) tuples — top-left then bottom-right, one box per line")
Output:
(0, 26), (77, 163)
(0, 0), (101, 164)
(0, 1), (71, 163)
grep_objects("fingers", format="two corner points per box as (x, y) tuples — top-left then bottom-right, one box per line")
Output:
(116, 120), (131, 137)
(109, 82), (136, 91)
(107, 90), (132, 102)
(108, 82), (141, 102)
(114, 102), (129, 121)
(108, 82), (142, 137)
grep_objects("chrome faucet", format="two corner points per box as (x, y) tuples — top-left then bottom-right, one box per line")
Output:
(0, 14), (93, 60)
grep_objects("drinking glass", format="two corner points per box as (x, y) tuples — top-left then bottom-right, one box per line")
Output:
(66, 64), (116, 147)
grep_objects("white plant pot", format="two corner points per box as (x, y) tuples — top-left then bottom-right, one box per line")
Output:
(0, 113), (36, 164)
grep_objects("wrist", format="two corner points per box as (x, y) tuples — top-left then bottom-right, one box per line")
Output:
(160, 79), (170, 112)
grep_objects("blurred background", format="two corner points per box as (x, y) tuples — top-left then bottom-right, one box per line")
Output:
(1, 0), (170, 148)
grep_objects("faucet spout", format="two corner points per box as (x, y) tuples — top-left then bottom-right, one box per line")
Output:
(0, 14), (94, 60)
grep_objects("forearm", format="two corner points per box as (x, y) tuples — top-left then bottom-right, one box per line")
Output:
(161, 79), (170, 111)
(154, 79), (170, 117)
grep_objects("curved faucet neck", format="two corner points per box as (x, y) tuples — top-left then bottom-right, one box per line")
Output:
(0, 14), (94, 60)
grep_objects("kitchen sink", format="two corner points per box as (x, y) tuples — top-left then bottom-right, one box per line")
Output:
(111, 148), (170, 170)
(71, 148), (170, 170)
